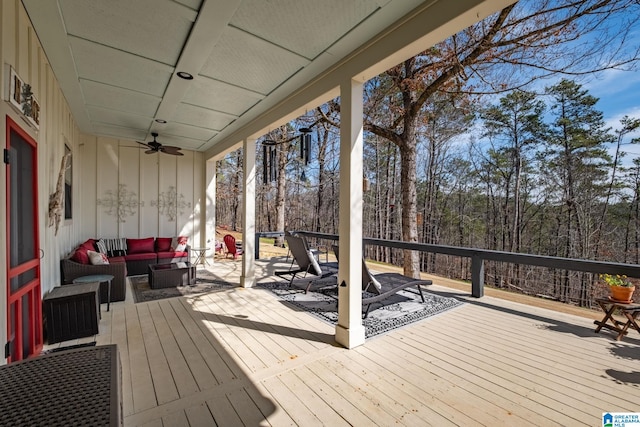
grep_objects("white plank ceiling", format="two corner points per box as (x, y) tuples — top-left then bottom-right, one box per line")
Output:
(22, 0), (434, 152)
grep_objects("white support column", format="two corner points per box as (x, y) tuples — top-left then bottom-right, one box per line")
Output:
(241, 138), (256, 287)
(335, 78), (366, 349)
(205, 158), (217, 264)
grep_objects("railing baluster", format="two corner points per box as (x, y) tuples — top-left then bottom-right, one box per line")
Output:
(471, 255), (484, 298)
(255, 231), (286, 260)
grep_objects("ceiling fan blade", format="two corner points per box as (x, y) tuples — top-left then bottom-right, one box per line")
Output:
(160, 146), (183, 155)
(136, 140), (152, 149)
(162, 149), (184, 156)
(145, 149), (158, 154)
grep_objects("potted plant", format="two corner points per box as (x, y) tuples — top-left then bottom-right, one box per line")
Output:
(600, 274), (636, 303)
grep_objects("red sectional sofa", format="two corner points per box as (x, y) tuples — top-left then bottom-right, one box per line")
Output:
(60, 237), (190, 302)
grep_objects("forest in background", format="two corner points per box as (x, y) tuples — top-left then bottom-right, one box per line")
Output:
(215, 1), (640, 307)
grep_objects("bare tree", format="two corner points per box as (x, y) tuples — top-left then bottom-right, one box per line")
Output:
(363, 0), (640, 277)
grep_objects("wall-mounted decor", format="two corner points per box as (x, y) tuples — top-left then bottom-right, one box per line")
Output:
(64, 144), (72, 219)
(48, 152), (71, 235)
(151, 186), (191, 222)
(4, 64), (40, 129)
(97, 184), (142, 223)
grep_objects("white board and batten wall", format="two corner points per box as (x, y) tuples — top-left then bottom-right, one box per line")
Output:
(1, 0), (82, 361)
(0, 1), (208, 363)
(79, 133), (205, 248)
(0, 1), (84, 293)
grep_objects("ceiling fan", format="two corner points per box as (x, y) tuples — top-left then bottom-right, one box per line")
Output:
(136, 132), (183, 156)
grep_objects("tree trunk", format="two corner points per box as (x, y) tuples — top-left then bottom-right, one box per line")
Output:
(231, 151), (242, 231)
(399, 138), (420, 278)
(274, 144), (287, 246)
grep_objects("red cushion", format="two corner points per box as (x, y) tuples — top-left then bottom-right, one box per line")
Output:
(157, 251), (188, 260)
(126, 237), (155, 254)
(80, 239), (96, 251)
(155, 237), (173, 252)
(108, 256), (126, 264)
(71, 248), (89, 264)
(124, 253), (157, 262)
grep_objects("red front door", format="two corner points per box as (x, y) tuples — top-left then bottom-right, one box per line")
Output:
(5, 116), (42, 362)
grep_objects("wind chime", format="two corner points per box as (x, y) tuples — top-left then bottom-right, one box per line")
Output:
(262, 127), (312, 183)
(262, 143), (278, 183)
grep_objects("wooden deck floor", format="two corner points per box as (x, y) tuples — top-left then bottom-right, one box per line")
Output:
(46, 258), (640, 426)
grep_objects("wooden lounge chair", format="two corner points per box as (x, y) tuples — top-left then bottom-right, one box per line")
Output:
(275, 234), (337, 292)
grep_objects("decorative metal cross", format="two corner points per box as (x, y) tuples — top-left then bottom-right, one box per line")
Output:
(151, 186), (191, 222)
(97, 184), (142, 223)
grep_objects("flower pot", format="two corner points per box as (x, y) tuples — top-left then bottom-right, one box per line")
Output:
(610, 285), (635, 303)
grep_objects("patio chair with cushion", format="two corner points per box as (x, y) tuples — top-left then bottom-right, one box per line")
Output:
(275, 234), (338, 293)
(332, 244), (432, 318)
(360, 259), (431, 319)
(300, 235), (329, 263)
(285, 232), (328, 265)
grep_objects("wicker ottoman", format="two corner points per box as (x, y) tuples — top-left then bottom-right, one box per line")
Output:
(0, 344), (121, 426)
(148, 262), (195, 289)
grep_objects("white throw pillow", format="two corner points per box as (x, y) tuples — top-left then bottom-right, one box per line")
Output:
(171, 236), (188, 252)
(369, 274), (382, 292)
(88, 250), (109, 265)
(307, 250), (322, 275)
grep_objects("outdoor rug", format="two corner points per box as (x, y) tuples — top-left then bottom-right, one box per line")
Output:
(257, 280), (464, 339)
(130, 270), (236, 303)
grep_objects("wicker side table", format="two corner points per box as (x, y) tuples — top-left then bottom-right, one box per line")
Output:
(44, 282), (100, 344)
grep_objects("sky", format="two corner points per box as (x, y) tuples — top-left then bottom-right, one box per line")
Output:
(462, 3), (640, 167)
(584, 67), (640, 159)
(455, 65), (640, 165)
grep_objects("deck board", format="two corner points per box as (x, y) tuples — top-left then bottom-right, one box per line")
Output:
(175, 298), (238, 384)
(275, 368), (352, 427)
(352, 346), (480, 426)
(163, 299), (219, 392)
(290, 365), (374, 426)
(350, 341), (511, 426)
(126, 304), (157, 413)
(427, 316), (638, 409)
(260, 374), (326, 426)
(48, 261), (640, 426)
(137, 303), (179, 405)
(183, 403), (215, 427)
(305, 357), (406, 426)
(148, 301), (200, 398)
(226, 388), (273, 426)
(248, 382), (297, 426)
(194, 293), (273, 373)
(386, 327), (575, 425)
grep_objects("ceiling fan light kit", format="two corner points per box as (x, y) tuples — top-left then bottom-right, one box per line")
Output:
(136, 132), (184, 156)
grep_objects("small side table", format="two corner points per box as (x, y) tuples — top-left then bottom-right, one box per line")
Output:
(44, 283), (100, 344)
(594, 298), (640, 341)
(73, 274), (114, 311)
(191, 247), (210, 266)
